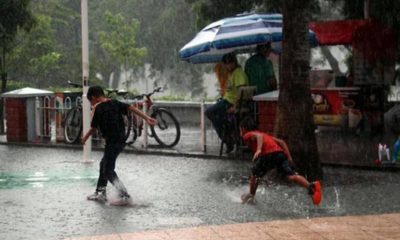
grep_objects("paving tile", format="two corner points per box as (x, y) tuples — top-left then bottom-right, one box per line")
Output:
(165, 227), (222, 240)
(320, 230), (378, 240)
(345, 215), (394, 228)
(226, 236), (273, 240)
(380, 213), (400, 225)
(306, 220), (356, 232)
(290, 232), (326, 240)
(362, 226), (400, 240)
(70, 234), (122, 240)
(261, 220), (314, 234)
(120, 231), (171, 240)
(211, 223), (269, 239)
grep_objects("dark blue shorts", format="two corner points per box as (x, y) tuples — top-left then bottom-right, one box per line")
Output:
(251, 151), (295, 178)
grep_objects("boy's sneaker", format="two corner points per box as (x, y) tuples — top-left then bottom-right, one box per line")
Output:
(308, 181), (322, 205)
(87, 191), (107, 202)
(241, 193), (255, 204)
(110, 194), (132, 206)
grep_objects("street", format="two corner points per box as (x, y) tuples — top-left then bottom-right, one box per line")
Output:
(0, 145), (399, 240)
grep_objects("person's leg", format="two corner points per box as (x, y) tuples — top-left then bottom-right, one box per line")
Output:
(276, 153), (322, 205)
(241, 155), (272, 203)
(249, 175), (259, 195)
(87, 152), (109, 201)
(96, 157), (108, 191)
(285, 174), (322, 205)
(103, 143), (130, 198)
(205, 99), (231, 139)
(286, 174), (310, 188)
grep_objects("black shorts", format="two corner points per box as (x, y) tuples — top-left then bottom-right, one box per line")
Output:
(251, 152), (295, 178)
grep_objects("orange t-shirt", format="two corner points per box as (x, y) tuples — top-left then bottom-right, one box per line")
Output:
(242, 130), (283, 156)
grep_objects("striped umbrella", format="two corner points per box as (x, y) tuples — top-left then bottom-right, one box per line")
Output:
(179, 13), (318, 64)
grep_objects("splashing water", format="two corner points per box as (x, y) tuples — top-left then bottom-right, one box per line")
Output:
(224, 187), (247, 203)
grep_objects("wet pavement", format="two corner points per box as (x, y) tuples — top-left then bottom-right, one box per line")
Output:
(0, 143), (400, 240)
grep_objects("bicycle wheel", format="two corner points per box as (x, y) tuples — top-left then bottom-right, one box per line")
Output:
(123, 113), (132, 143)
(126, 125), (138, 145)
(150, 108), (181, 147)
(64, 107), (82, 143)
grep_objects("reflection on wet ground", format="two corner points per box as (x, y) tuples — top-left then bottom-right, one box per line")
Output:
(0, 145), (399, 240)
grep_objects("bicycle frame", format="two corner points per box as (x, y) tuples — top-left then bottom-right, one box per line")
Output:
(125, 86), (181, 148)
(130, 95), (154, 137)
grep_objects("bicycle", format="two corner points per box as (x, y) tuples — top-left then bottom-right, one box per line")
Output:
(125, 87), (181, 148)
(63, 81), (131, 144)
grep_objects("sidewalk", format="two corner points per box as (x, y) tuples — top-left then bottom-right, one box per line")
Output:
(67, 213), (400, 240)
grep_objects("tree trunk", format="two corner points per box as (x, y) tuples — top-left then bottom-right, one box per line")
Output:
(0, 46), (7, 134)
(276, 0), (323, 181)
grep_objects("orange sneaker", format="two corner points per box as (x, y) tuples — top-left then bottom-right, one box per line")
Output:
(310, 181), (322, 205)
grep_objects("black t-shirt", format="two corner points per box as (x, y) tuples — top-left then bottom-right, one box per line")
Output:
(91, 99), (129, 144)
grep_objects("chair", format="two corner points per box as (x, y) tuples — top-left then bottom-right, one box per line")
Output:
(219, 86), (257, 156)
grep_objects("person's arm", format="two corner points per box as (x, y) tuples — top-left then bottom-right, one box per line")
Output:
(81, 127), (96, 145)
(252, 132), (263, 162)
(128, 105), (157, 126)
(273, 137), (295, 166)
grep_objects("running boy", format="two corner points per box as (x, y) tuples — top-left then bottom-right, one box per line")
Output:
(239, 117), (322, 205)
(81, 86), (157, 204)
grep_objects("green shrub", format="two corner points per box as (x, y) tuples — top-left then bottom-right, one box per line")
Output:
(6, 80), (32, 91)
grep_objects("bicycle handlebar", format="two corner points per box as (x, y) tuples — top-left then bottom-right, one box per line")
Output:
(67, 80), (82, 88)
(131, 87), (163, 100)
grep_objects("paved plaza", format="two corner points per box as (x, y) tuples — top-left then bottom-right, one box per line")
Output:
(68, 213), (400, 240)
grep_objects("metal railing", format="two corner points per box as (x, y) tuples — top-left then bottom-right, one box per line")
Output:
(35, 95), (81, 141)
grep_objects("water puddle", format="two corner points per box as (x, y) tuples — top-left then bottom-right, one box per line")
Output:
(0, 171), (97, 189)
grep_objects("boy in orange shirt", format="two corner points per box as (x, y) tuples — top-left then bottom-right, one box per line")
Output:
(239, 117), (322, 205)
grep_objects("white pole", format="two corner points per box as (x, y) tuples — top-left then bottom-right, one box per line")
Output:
(35, 97), (41, 139)
(143, 101), (148, 149)
(200, 100), (206, 152)
(81, 0), (92, 163)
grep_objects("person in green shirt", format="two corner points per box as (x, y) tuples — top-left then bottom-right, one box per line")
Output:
(245, 43), (277, 94)
(205, 53), (248, 153)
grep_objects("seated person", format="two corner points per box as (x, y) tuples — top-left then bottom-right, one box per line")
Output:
(245, 42), (277, 94)
(205, 53), (248, 153)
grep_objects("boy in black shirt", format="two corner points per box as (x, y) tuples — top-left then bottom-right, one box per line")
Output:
(82, 86), (156, 204)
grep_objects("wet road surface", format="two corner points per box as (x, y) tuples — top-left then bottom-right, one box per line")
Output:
(0, 145), (399, 240)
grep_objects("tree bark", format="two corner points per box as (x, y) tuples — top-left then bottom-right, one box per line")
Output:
(276, 0), (323, 180)
(0, 45), (7, 134)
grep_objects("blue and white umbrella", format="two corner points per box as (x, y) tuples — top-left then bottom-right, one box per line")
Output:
(179, 13), (318, 64)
